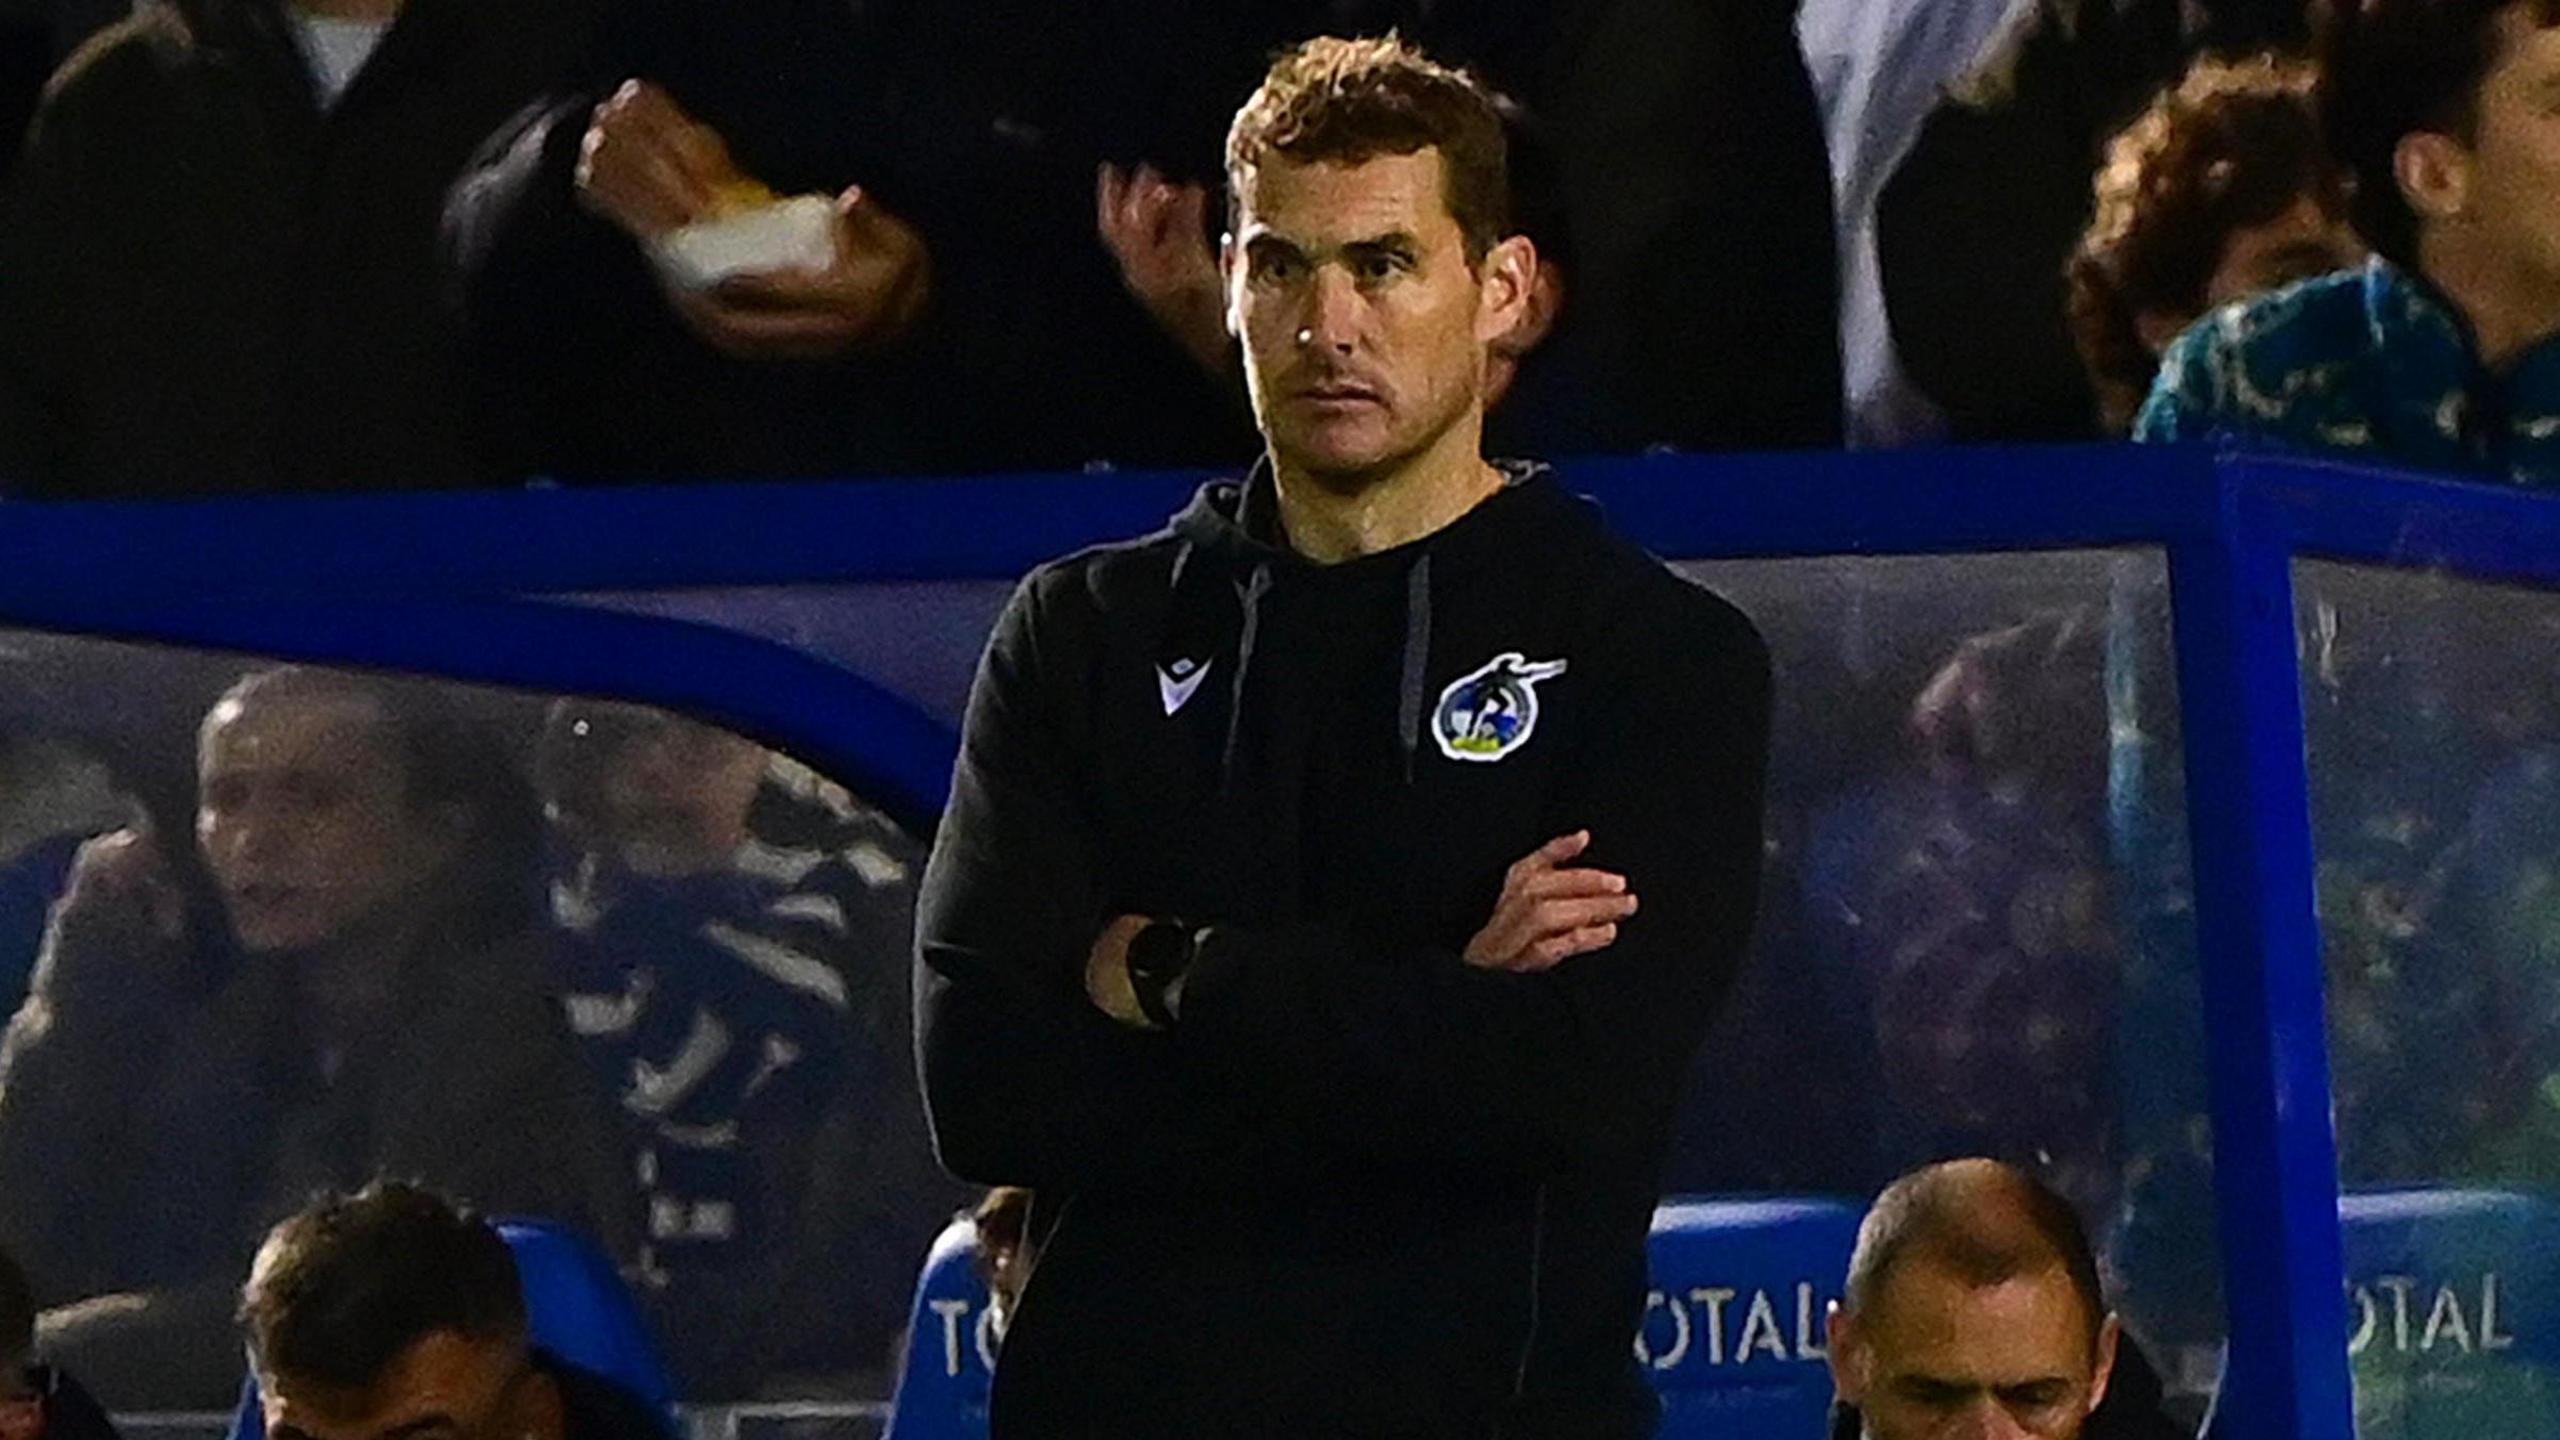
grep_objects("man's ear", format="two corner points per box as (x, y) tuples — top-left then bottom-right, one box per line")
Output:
(1474, 234), (1539, 346)
(2086, 1312), (2123, 1415)
(2396, 129), (2473, 226)
(1220, 232), (1242, 340)
(1826, 1302), (1866, 1406)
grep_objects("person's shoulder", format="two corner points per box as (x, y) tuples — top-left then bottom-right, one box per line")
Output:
(1529, 477), (1766, 680)
(34, 0), (199, 112)
(2137, 268), (2374, 441)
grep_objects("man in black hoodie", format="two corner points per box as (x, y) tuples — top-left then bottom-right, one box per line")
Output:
(915, 35), (1772, 1439)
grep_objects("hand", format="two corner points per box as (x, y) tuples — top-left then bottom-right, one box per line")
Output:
(1462, 831), (1636, 973)
(575, 79), (745, 239)
(668, 185), (932, 361)
(1096, 162), (1231, 376)
(1084, 913), (1153, 1028)
(57, 828), (184, 945)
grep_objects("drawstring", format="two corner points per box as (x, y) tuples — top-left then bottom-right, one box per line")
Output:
(1220, 562), (1272, 794)
(1398, 553), (1433, 784)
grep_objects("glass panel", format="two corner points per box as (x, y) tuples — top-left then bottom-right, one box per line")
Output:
(2298, 559), (2560, 1437)
(1660, 549), (2225, 1423)
(0, 631), (949, 1434)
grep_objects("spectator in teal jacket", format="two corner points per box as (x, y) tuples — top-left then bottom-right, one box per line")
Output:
(2136, 0), (2560, 485)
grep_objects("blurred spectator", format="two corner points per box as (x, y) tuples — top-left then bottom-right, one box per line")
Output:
(537, 700), (948, 1394)
(1803, 610), (2125, 1215)
(0, 1246), (114, 1440)
(2067, 55), (2363, 433)
(1826, 1158), (2186, 1440)
(1874, 0), (2311, 442)
(0, 667), (627, 1406)
(243, 1182), (663, 1440)
(0, 734), (124, 1019)
(2136, 0), (2560, 483)
(0, 0), (599, 495)
(441, 0), (1251, 483)
(1800, 0), (2037, 445)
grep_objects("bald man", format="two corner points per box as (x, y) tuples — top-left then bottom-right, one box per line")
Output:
(1825, 1159), (2188, 1440)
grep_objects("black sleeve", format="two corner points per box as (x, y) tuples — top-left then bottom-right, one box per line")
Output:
(914, 570), (1285, 1192)
(1173, 580), (1771, 1175)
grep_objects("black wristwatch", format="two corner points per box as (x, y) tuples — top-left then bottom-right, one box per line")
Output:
(1126, 919), (1199, 1029)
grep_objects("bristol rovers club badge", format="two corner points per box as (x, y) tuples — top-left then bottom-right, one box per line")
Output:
(1433, 652), (1569, 762)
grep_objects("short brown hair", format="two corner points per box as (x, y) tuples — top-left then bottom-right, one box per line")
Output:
(1844, 1159), (2108, 1344)
(242, 1181), (527, 1391)
(1226, 34), (1512, 260)
(2322, 0), (2560, 265)
(2068, 54), (2346, 431)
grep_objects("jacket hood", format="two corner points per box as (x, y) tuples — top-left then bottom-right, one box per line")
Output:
(1159, 456), (1593, 790)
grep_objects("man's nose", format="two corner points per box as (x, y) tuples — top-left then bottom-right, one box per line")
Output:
(1298, 267), (1362, 354)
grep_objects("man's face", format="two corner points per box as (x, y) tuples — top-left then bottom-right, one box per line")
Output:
(1829, 1261), (2116, 1440)
(2444, 7), (2560, 294)
(262, 1332), (542, 1440)
(1225, 149), (1528, 487)
(547, 703), (768, 876)
(198, 694), (456, 953)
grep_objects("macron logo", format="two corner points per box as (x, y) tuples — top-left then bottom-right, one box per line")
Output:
(1158, 657), (1214, 716)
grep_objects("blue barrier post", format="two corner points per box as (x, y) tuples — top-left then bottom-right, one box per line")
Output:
(2171, 461), (2354, 1440)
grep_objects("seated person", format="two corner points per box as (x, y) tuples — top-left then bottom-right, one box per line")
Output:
(1826, 1158), (2187, 1440)
(0, 1246), (113, 1440)
(2068, 54), (2365, 433)
(537, 700), (950, 1392)
(0, 667), (627, 1406)
(2136, 0), (2560, 484)
(242, 1182), (662, 1440)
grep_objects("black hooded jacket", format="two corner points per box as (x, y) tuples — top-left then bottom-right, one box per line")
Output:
(916, 463), (1771, 1437)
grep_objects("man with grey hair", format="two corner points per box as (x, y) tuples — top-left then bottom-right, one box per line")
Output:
(1825, 1159), (2187, 1440)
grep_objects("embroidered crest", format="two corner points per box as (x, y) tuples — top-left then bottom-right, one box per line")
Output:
(1433, 652), (1568, 762)
(1158, 656), (1214, 716)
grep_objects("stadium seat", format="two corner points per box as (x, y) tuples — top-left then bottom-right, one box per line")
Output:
(2338, 1187), (2560, 1438)
(884, 1215), (998, 1440)
(226, 1218), (678, 1440)
(878, 1200), (1865, 1440)
(1643, 1196), (1863, 1438)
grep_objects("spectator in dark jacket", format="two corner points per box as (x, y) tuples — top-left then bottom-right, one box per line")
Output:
(0, 1246), (115, 1440)
(441, 0), (1253, 484)
(1825, 1159), (2188, 1440)
(0, 0), (600, 495)
(0, 668), (628, 1407)
(537, 700), (953, 1394)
